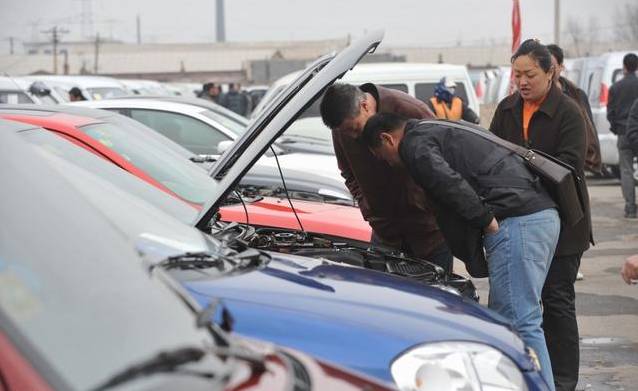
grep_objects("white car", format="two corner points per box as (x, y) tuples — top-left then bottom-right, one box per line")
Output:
(69, 98), (347, 184)
(0, 76), (65, 104)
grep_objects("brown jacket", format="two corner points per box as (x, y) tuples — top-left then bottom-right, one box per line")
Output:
(332, 83), (445, 258)
(489, 85), (593, 256)
(560, 76), (602, 173)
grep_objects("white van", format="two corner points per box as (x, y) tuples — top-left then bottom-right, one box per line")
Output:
(252, 62), (479, 143)
(580, 51), (637, 175)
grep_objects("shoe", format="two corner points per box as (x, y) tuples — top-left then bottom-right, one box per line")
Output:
(576, 271), (584, 281)
(625, 211), (637, 219)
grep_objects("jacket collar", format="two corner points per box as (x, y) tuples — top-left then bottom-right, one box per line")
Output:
(503, 84), (562, 119)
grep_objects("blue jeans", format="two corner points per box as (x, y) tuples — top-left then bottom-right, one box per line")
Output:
(484, 208), (560, 391)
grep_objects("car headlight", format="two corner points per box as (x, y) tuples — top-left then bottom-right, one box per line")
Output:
(390, 342), (528, 391)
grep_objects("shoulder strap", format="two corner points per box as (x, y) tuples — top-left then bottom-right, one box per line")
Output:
(417, 119), (536, 161)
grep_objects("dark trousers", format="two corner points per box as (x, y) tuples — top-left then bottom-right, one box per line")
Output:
(542, 253), (582, 391)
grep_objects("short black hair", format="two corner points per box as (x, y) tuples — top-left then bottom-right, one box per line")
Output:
(361, 112), (408, 148)
(320, 83), (364, 129)
(623, 53), (638, 73)
(69, 87), (84, 99)
(546, 44), (564, 65)
(511, 39), (553, 73)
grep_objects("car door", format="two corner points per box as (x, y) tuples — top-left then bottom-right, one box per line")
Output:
(117, 108), (231, 155)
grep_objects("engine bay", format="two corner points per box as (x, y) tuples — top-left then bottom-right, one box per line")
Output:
(210, 222), (478, 301)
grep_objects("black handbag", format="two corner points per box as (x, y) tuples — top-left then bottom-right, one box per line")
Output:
(424, 120), (585, 227)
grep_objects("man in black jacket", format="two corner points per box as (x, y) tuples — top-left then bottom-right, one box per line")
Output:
(626, 99), (638, 154)
(362, 113), (560, 389)
(608, 53), (638, 218)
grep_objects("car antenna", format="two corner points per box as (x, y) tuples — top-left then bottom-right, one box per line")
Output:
(269, 145), (306, 234)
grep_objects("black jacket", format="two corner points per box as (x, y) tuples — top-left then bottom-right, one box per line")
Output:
(490, 85), (592, 256)
(399, 120), (556, 275)
(626, 99), (638, 153)
(220, 91), (252, 117)
(607, 73), (638, 135)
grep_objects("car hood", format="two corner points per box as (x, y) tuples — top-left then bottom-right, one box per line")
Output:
(195, 31), (384, 230)
(182, 252), (534, 380)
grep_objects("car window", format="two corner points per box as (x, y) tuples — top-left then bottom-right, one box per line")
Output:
(86, 87), (127, 100)
(415, 82), (469, 103)
(0, 91), (34, 104)
(129, 109), (229, 155)
(588, 71), (603, 107)
(200, 109), (247, 137)
(380, 83), (408, 93)
(35, 94), (58, 105)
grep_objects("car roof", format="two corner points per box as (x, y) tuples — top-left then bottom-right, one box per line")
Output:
(70, 98), (209, 115)
(0, 103), (117, 121)
(26, 75), (127, 89)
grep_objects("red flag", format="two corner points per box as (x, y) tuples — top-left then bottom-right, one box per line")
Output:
(509, 0), (521, 94)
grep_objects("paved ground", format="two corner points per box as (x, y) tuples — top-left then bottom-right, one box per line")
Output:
(456, 178), (638, 391)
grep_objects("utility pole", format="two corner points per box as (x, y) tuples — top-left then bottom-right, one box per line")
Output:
(554, 0), (561, 46)
(94, 33), (100, 74)
(216, 0), (226, 43)
(136, 14), (141, 44)
(41, 26), (69, 74)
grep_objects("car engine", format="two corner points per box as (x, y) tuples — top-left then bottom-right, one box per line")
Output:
(210, 222), (478, 301)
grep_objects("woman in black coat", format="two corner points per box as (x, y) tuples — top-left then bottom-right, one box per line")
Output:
(489, 39), (592, 391)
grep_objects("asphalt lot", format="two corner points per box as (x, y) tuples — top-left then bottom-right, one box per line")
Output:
(457, 178), (638, 391)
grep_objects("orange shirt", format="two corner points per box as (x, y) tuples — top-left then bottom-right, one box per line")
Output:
(522, 100), (542, 143)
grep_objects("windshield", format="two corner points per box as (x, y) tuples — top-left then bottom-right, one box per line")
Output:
(87, 87), (128, 100)
(21, 129), (199, 224)
(201, 109), (248, 137)
(77, 121), (219, 206)
(0, 90), (34, 104)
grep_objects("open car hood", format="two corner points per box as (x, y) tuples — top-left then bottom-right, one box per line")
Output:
(195, 30), (384, 229)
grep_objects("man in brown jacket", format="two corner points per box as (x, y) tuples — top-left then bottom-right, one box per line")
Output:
(319, 83), (452, 273)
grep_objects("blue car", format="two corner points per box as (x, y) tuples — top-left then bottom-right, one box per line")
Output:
(6, 32), (550, 390)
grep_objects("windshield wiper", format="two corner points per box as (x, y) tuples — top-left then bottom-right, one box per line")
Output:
(150, 252), (231, 272)
(90, 346), (213, 391)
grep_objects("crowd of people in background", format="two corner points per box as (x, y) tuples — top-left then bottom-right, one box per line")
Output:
(198, 81), (254, 117)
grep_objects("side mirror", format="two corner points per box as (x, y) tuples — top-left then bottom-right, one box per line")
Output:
(217, 140), (234, 154)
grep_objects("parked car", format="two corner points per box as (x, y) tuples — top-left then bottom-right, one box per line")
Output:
(26, 75), (129, 101)
(0, 119), (392, 391)
(0, 102), (353, 205)
(251, 62), (480, 145)
(8, 111), (547, 390)
(0, 106), (360, 239)
(0, 76), (64, 104)
(73, 96), (336, 155)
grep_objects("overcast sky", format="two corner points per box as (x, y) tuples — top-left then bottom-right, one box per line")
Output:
(0, 0), (634, 53)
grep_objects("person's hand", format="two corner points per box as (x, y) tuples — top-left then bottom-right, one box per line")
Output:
(484, 217), (499, 235)
(621, 255), (638, 285)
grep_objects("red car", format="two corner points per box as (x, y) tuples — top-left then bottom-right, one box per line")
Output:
(0, 108), (371, 243)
